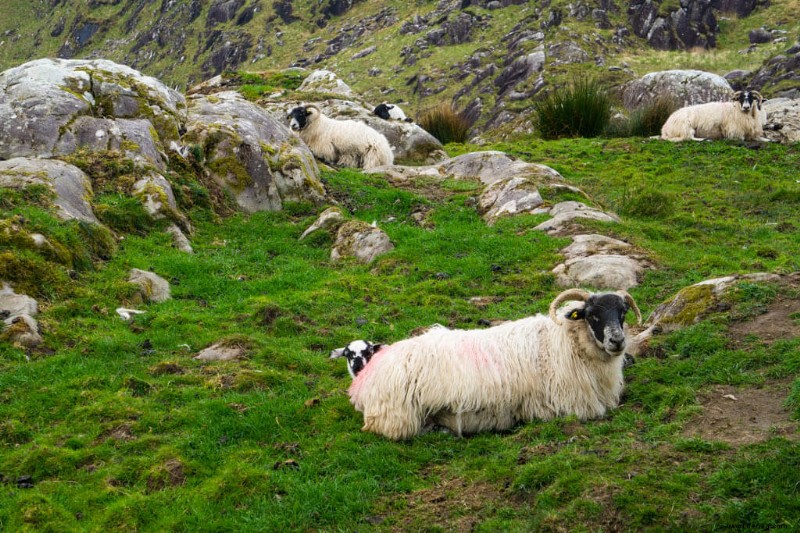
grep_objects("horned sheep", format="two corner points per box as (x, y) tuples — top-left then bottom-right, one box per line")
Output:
(660, 90), (768, 142)
(338, 289), (642, 440)
(287, 104), (394, 169)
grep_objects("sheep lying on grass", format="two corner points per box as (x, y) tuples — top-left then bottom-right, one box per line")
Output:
(340, 289), (642, 440)
(287, 104), (394, 169)
(660, 90), (768, 142)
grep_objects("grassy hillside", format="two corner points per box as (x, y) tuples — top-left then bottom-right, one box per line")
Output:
(0, 0), (798, 127)
(1, 138), (798, 530)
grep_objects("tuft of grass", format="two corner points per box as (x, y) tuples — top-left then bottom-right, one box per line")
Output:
(531, 78), (612, 139)
(418, 102), (473, 144)
(609, 96), (680, 138)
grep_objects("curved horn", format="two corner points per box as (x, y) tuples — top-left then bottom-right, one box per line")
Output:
(752, 90), (764, 108)
(731, 90), (742, 101)
(549, 289), (590, 325)
(616, 290), (642, 325)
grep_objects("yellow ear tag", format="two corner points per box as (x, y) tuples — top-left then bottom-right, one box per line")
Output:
(570, 311), (580, 319)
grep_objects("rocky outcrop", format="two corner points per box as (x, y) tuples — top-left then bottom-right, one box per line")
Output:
(184, 91), (325, 212)
(628, 0), (718, 51)
(0, 58), (185, 170)
(533, 202), (621, 235)
(762, 98), (800, 144)
(552, 235), (652, 290)
(0, 158), (98, 223)
(331, 220), (394, 263)
(747, 45), (800, 98)
(622, 69), (732, 109)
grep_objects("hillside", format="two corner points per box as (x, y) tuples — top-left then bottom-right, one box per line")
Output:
(1, 0), (798, 134)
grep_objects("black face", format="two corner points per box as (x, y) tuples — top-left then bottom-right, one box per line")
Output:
(374, 103), (392, 120)
(736, 91), (759, 112)
(331, 340), (384, 378)
(567, 294), (629, 356)
(287, 106), (310, 131)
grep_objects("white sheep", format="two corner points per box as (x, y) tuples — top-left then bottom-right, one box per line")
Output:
(345, 289), (642, 440)
(373, 102), (413, 122)
(330, 339), (384, 379)
(287, 104), (394, 169)
(660, 90), (768, 142)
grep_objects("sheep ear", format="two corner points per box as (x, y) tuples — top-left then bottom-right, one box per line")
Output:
(330, 347), (345, 359)
(371, 343), (384, 354)
(566, 308), (585, 321)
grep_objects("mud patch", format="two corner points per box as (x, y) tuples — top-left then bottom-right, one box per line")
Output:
(682, 380), (798, 446)
(729, 295), (800, 345)
(374, 473), (509, 531)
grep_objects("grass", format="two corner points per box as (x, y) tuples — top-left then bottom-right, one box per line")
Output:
(532, 78), (612, 139)
(418, 102), (474, 144)
(2, 138), (800, 530)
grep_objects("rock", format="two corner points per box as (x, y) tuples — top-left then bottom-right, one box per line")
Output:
(748, 49), (800, 97)
(128, 269), (171, 303)
(479, 176), (544, 224)
(440, 150), (562, 185)
(207, 0), (245, 27)
(0, 283), (41, 348)
(533, 201), (620, 235)
(0, 282), (38, 318)
(166, 224), (193, 253)
(0, 58), (185, 164)
(494, 51), (545, 96)
(711, 0), (758, 17)
(553, 255), (643, 290)
(762, 98), (800, 144)
(723, 69), (752, 91)
(132, 172), (179, 218)
(298, 69), (356, 97)
(560, 234), (633, 259)
(0, 158), (97, 223)
(300, 206), (345, 240)
(184, 91), (325, 212)
(628, 0), (717, 51)
(622, 70), (732, 109)
(548, 42), (590, 64)
(194, 342), (245, 361)
(331, 220), (394, 264)
(352, 46), (377, 59)
(749, 28), (772, 44)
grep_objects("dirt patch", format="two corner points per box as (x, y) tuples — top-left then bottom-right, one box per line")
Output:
(682, 380), (798, 446)
(728, 295), (800, 345)
(372, 471), (510, 531)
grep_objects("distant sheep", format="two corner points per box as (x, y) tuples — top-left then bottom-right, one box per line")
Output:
(330, 339), (384, 379)
(287, 104), (394, 169)
(660, 90), (768, 142)
(345, 289), (642, 440)
(373, 103), (413, 122)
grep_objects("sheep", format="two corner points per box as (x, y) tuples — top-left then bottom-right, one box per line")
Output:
(287, 104), (394, 169)
(330, 339), (384, 379)
(660, 90), (769, 142)
(345, 289), (642, 440)
(373, 102), (413, 122)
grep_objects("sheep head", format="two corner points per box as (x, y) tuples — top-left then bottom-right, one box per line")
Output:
(287, 105), (320, 131)
(549, 289), (642, 357)
(330, 339), (384, 379)
(732, 90), (763, 113)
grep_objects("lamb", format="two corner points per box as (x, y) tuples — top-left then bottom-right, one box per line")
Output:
(373, 103), (413, 122)
(330, 339), (384, 379)
(345, 289), (642, 440)
(287, 104), (394, 169)
(660, 90), (768, 142)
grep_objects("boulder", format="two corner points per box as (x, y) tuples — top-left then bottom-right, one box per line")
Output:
(0, 282), (38, 317)
(194, 342), (245, 361)
(0, 58), (185, 165)
(622, 70), (732, 109)
(553, 255), (643, 290)
(479, 176), (544, 224)
(0, 158), (97, 223)
(762, 98), (800, 144)
(184, 91), (325, 212)
(128, 269), (171, 303)
(0, 283), (41, 349)
(300, 206), (345, 240)
(533, 201), (620, 235)
(298, 69), (356, 97)
(331, 220), (394, 264)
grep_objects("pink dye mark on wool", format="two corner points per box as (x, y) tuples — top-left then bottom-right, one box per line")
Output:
(459, 337), (502, 371)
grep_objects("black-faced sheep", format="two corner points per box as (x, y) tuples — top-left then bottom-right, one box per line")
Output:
(660, 90), (768, 142)
(344, 289), (641, 440)
(287, 105), (394, 169)
(373, 103), (413, 122)
(330, 339), (384, 379)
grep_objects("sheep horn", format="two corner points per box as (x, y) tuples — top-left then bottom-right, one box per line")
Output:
(549, 289), (590, 325)
(616, 290), (642, 325)
(731, 91), (742, 101)
(752, 90), (764, 108)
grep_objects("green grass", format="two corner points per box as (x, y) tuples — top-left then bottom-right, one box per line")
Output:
(2, 138), (800, 531)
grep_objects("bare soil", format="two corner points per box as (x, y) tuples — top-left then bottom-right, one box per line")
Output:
(729, 294), (800, 345)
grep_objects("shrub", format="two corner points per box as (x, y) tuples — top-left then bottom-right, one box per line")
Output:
(418, 102), (473, 144)
(532, 79), (612, 139)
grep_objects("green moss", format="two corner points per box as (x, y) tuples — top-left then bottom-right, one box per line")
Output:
(657, 284), (716, 328)
(0, 250), (68, 298)
(207, 156), (253, 191)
